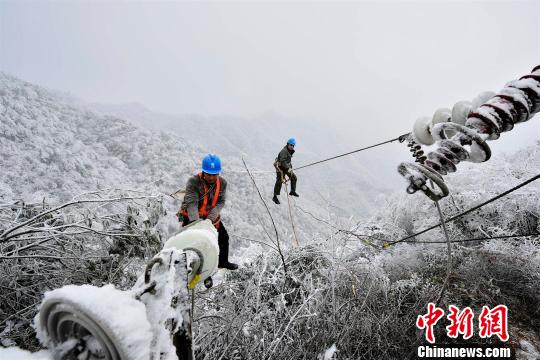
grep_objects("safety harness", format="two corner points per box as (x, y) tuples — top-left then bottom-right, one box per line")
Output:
(181, 172), (221, 221)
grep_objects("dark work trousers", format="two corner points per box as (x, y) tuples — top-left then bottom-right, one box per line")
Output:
(273, 168), (297, 196)
(182, 216), (230, 266)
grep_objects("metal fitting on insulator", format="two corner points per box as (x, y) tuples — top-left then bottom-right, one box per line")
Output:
(431, 123), (491, 161)
(397, 162), (449, 201)
(406, 123), (491, 179)
(405, 134), (427, 164)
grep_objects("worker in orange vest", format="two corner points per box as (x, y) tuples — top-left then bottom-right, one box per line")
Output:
(178, 154), (238, 288)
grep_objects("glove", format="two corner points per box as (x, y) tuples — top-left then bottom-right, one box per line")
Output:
(212, 216), (221, 230)
(209, 214), (221, 229)
(176, 210), (183, 223)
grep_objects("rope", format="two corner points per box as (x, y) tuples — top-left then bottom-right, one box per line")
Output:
(293, 202), (381, 248)
(411, 233), (539, 244)
(169, 133), (409, 200)
(283, 178), (300, 248)
(191, 287), (195, 323)
(241, 157), (288, 273)
(294, 133), (409, 171)
(222, 170), (273, 174)
(388, 173), (540, 246)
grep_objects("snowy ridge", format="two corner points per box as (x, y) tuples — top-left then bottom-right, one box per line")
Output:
(0, 71), (350, 257)
(88, 102), (388, 216)
(0, 71), (195, 203)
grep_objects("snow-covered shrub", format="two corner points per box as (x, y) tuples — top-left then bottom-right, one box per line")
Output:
(0, 191), (164, 350)
(193, 140), (540, 358)
(193, 231), (539, 358)
(192, 246), (435, 359)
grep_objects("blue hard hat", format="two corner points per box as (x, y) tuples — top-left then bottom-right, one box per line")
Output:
(287, 138), (296, 146)
(202, 154), (222, 174)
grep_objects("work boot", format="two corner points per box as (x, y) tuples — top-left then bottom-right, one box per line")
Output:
(219, 262), (239, 270)
(272, 195), (280, 204)
(289, 191), (299, 197)
(204, 276), (213, 289)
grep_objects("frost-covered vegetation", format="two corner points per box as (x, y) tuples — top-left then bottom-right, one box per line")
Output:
(193, 146), (540, 358)
(0, 71), (332, 251)
(1, 72), (539, 358)
(0, 192), (164, 349)
(0, 72), (340, 350)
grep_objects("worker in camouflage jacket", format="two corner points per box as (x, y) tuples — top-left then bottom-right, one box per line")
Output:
(273, 138), (299, 204)
(178, 154), (238, 287)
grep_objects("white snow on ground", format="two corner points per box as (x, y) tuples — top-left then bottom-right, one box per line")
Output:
(0, 347), (50, 359)
(517, 340), (540, 360)
(323, 343), (338, 359)
(34, 284), (151, 360)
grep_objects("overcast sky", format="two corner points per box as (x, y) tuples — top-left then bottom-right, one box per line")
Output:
(1, 0), (539, 149)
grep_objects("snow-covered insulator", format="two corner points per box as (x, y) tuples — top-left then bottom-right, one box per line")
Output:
(466, 68), (539, 140)
(398, 122), (490, 199)
(432, 108), (452, 124)
(431, 122), (491, 163)
(400, 65), (539, 200)
(408, 123), (492, 180)
(471, 91), (496, 109)
(413, 116), (435, 145)
(497, 87), (532, 122)
(483, 97), (517, 132)
(512, 74), (540, 114)
(451, 101), (473, 125)
(412, 108), (454, 146)
(432, 107), (455, 138)
(465, 105), (504, 140)
(397, 162), (448, 201)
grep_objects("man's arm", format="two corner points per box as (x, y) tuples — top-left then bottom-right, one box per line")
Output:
(183, 177), (200, 221)
(277, 148), (291, 169)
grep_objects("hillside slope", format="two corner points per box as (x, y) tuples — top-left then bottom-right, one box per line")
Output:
(0, 72), (351, 253)
(88, 102), (392, 216)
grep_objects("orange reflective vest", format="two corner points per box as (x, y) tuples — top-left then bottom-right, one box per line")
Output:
(181, 172), (221, 219)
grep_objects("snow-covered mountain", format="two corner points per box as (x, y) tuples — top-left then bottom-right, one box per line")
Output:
(88, 102), (394, 216)
(0, 72), (356, 255)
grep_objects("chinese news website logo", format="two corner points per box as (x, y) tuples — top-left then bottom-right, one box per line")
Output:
(415, 304), (512, 359)
(417, 303), (509, 343)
